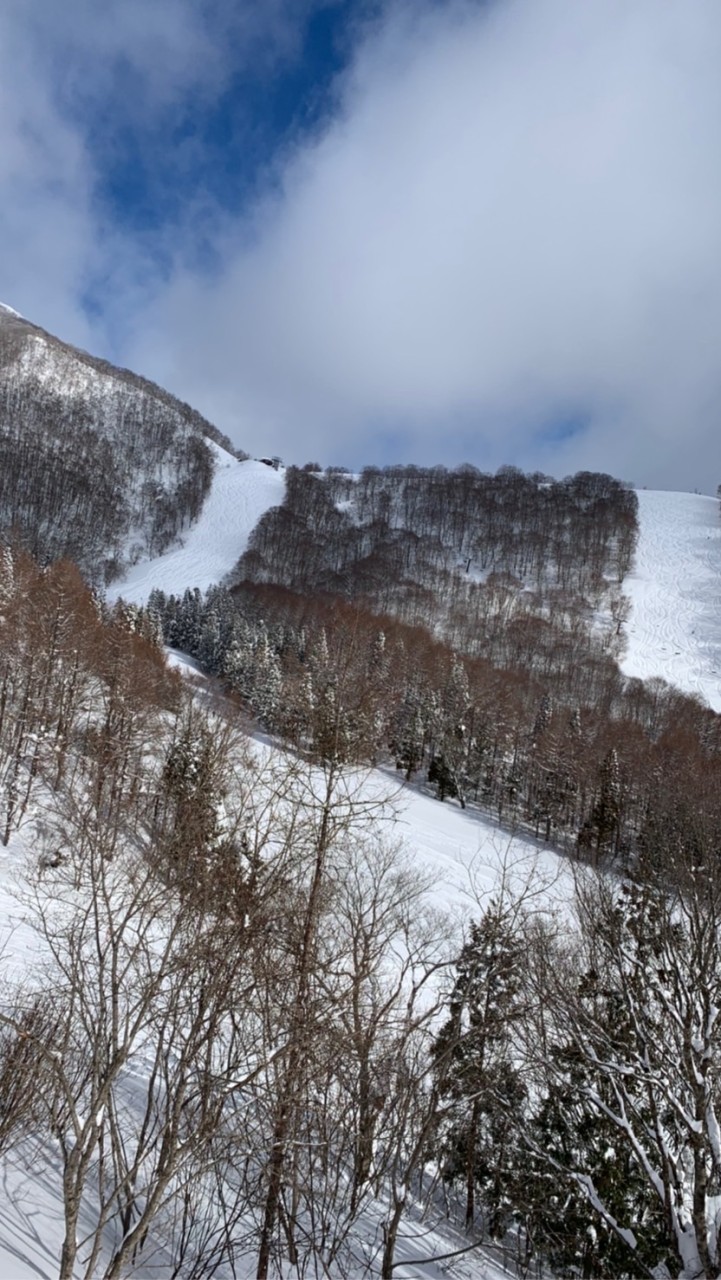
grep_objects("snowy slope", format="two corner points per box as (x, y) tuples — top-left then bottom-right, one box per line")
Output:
(3, 479), (719, 1276)
(621, 490), (721, 711)
(107, 445), (285, 604)
(0, 755), (561, 1280)
(387, 772), (567, 917)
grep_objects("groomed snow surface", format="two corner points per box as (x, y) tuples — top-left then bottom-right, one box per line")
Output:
(107, 443), (285, 605)
(621, 490), (721, 711)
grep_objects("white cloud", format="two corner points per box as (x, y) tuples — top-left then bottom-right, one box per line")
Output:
(0, 6), (96, 345)
(126, 0), (721, 489)
(0, 0), (333, 343)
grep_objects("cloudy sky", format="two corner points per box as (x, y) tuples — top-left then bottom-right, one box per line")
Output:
(1, 0), (720, 489)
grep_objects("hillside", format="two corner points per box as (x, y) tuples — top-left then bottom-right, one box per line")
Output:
(622, 489), (721, 711)
(0, 749), (563, 1280)
(113, 463), (721, 716)
(1, 482), (720, 1277)
(0, 304), (719, 1278)
(106, 446), (285, 606)
(233, 465), (638, 663)
(0, 306), (240, 584)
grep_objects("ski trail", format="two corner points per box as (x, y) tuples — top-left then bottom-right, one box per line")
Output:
(107, 445), (285, 605)
(621, 490), (721, 711)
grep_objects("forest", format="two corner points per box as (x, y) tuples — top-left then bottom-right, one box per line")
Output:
(237, 464), (637, 654)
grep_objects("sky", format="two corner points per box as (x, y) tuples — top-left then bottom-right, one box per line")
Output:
(1, 0), (721, 490)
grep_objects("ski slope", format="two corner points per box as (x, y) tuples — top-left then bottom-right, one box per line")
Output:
(113, 464), (721, 715)
(107, 443), (285, 605)
(621, 490), (721, 711)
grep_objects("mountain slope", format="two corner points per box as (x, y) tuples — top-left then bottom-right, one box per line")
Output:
(115, 464), (721, 715)
(0, 306), (240, 584)
(0, 476), (720, 1277)
(0, 742), (563, 1280)
(621, 489), (721, 711)
(107, 446), (286, 605)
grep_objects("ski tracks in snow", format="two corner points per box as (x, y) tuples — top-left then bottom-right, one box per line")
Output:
(621, 490), (721, 711)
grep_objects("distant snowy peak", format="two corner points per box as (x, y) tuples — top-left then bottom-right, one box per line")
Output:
(0, 302), (23, 319)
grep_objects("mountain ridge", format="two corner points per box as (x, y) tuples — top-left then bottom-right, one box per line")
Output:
(0, 306), (243, 583)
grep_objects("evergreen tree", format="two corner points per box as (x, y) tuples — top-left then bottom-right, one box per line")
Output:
(433, 904), (525, 1233)
(589, 746), (622, 857)
(158, 711), (231, 900)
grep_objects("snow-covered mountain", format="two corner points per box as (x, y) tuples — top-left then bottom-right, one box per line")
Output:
(0, 305), (241, 583)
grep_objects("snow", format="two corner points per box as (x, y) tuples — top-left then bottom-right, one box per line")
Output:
(165, 647), (207, 677)
(621, 490), (721, 711)
(0, 301), (23, 319)
(107, 444), (285, 605)
(383, 770), (569, 918)
(9, 329), (109, 401)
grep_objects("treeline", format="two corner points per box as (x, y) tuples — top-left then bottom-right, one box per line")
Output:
(0, 310), (242, 583)
(148, 579), (721, 870)
(237, 464), (638, 653)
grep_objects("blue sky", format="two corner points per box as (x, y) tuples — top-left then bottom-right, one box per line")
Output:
(1, 0), (721, 489)
(85, 3), (356, 239)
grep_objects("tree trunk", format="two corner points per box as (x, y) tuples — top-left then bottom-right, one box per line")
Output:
(256, 782), (335, 1279)
(465, 1095), (480, 1229)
